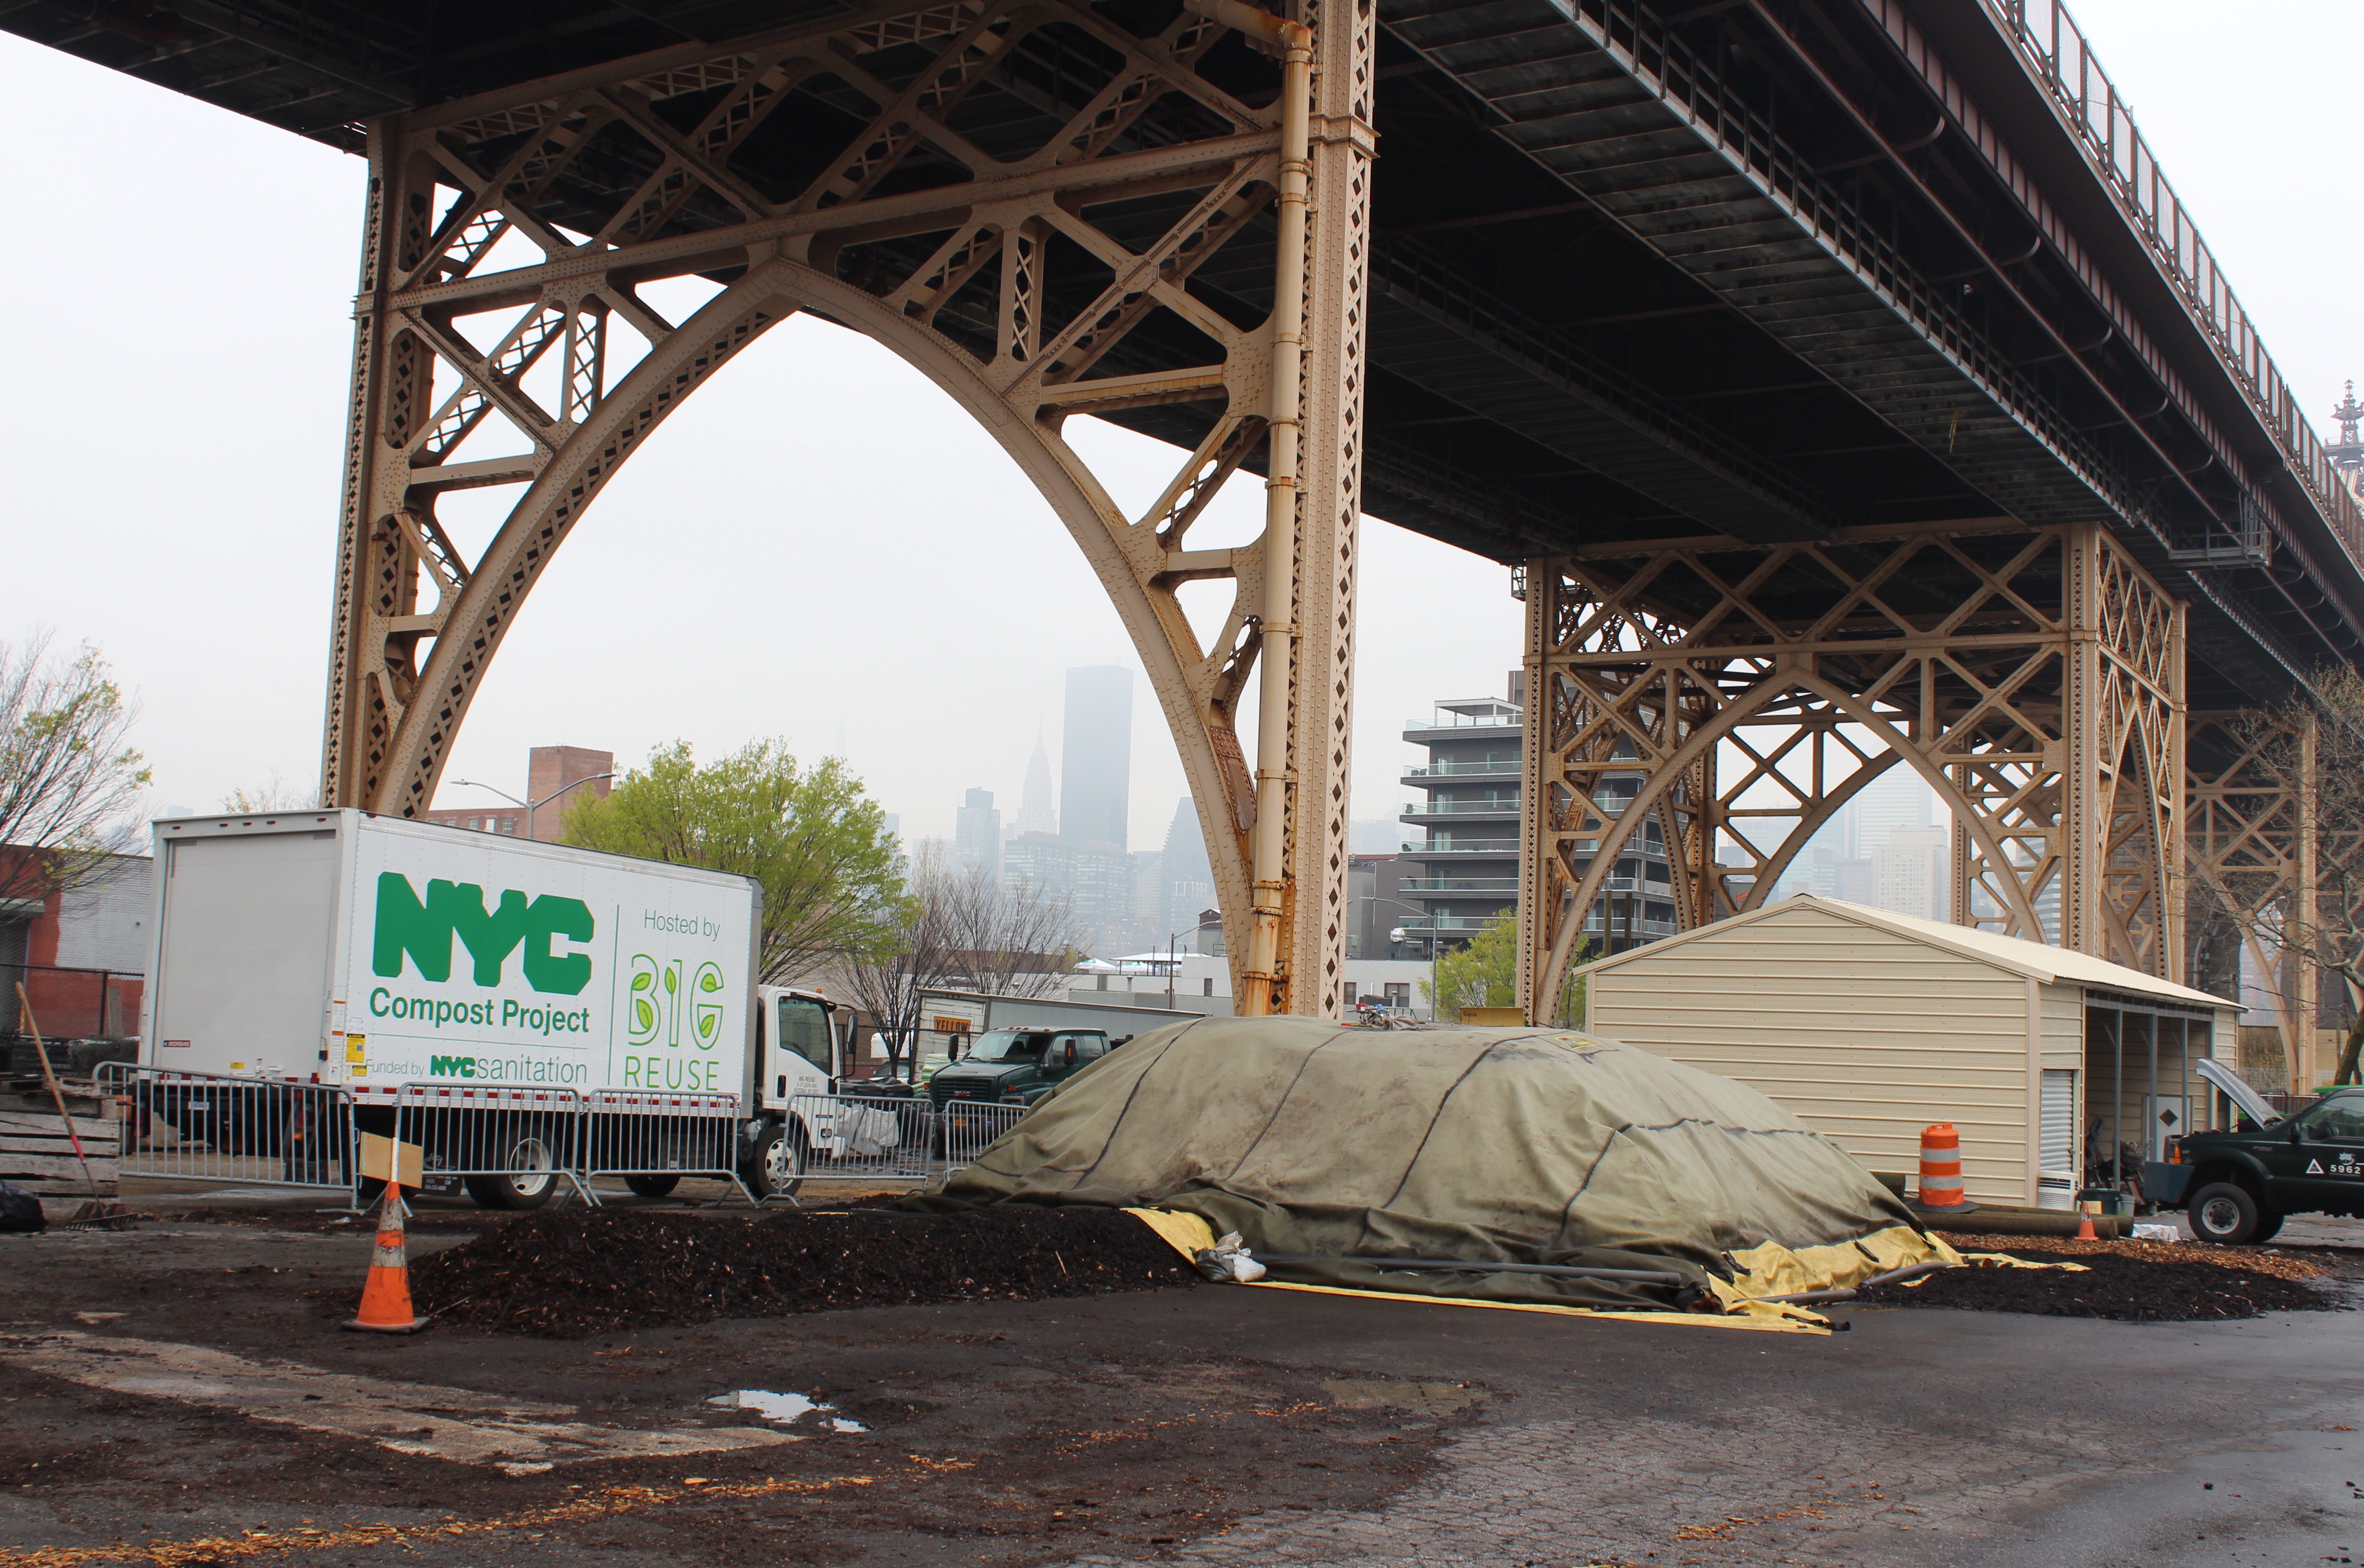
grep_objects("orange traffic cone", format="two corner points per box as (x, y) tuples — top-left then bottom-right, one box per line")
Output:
(342, 1183), (429, 1334)
(2076, 1201), (2098, 1241)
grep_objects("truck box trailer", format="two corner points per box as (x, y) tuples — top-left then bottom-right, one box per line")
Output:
(138, 810), (900, 1205)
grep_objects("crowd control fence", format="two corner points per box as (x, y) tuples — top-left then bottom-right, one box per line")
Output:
(99, 1064), (357, 1194)
(786, 1093), (936, 1184)
(91, 1066), (1029, 1205)
(391, 1083), (594, 1208)
(583, 1089), (756, 1205)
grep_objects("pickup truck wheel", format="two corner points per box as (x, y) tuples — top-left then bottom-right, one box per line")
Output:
(465, 1136), (559, 1211)
(745, 1128), (804, 1199)
(2188, 1181), (2262, 1244)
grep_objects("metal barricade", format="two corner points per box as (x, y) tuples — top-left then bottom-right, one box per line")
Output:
(98, 1063), (357, 1193)
(390, 1083), (590, 1208)
(785, 1093), (934, 1185)
(937, 1098), (1026, 1173)
(583, 1089), (756, 1205)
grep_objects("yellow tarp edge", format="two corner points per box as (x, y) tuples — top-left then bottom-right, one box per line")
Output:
(1123, 1208), (1833, 1334)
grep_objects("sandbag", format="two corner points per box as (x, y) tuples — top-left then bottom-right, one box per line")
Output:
(0, 1178), (46, 1233)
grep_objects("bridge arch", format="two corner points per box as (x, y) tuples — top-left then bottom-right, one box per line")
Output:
(323, 0), (1376, 1015)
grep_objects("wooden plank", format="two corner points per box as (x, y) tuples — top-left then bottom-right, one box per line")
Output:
(0, 1153), (122, 1181)
(0, 1134), (121, 1158)
(0, 1112), (118, 1139)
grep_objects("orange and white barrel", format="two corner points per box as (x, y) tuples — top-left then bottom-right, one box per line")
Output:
(1914, 1122), (1973, 1212)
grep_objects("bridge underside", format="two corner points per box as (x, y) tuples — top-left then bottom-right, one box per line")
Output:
(11, 0), (2360, 1032)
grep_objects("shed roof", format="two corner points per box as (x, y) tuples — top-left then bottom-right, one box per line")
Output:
(1575, 896), (2236, 1011)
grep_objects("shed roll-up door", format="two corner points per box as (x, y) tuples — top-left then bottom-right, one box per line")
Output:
(2040, 1069), (2078, 1178)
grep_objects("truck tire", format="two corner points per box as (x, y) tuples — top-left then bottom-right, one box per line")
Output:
(623, 1174), (681, 1199)
(465, 1135), (560, 1211)
(2188, 1182), (2263, 1244)
(744, 1126), (803, 1199)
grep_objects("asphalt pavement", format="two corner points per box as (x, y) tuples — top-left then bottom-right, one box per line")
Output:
(0, 1193), (2357, 1568)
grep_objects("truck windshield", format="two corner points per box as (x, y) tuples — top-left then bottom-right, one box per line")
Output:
(779, 998), (832, 1072)
(965, 1030), (1046, 1064)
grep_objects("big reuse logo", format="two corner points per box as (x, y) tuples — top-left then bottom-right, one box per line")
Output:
(367, 873), (598, 1048)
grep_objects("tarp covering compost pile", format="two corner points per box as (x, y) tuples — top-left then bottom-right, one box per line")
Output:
(933, 1017), (1947, 1312)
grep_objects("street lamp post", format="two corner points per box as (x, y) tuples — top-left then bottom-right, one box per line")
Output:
(1164, 925), (1197, 1011)
(449, 770), (616, 842)
(1349, 894), (1436, 1018)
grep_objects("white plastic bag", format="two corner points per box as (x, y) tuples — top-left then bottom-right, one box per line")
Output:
(2129, 1222), (2180, 1242)
(1192, 1230), (1269, 1283)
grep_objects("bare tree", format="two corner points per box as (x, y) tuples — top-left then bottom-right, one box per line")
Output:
(0, 633), (148, 909)
(2188, 666), (2364, 1087)
(845, 843), (964, 1080)
(220, 771), (320, 812)
(937, 867), (1089, 998)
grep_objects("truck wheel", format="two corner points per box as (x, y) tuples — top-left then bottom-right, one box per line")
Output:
(2188, 1182), (2262, 1244)
(465, 1136), (559, 1211)
(623, 1174), (681, 1199)
(744, 1128), (803, 1199)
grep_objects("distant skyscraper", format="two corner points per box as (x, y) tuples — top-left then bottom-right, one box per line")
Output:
(954, 788), (1000, 876)
(1013, 733), (1058, 837)
(1160, 796), (1214, 939)
(1060, 666), (1131, 851)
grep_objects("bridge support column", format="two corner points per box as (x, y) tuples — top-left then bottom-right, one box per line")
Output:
(1516, 521), (2187, 1024)
(2188, 710), (2319, 1093)
(313, 0), (1373, 1015)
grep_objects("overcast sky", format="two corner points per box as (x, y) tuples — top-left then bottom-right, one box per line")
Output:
(3, 1), (2357, 853)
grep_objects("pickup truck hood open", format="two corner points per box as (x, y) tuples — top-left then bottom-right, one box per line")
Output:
(2195, 1058), (2279, 1126)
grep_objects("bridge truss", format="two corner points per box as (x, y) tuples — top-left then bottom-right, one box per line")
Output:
(321, 0), (1371, 1014)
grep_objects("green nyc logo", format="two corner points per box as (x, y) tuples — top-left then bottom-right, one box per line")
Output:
(371, 873), (595, 996)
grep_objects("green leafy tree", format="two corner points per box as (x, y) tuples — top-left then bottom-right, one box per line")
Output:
(561, 738), (915, 981)
(0, 632), (149, 909)
(1419, 914), (1586, 1024)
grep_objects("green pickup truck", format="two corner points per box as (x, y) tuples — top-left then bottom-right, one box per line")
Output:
(2155, 1064), (2364, 1244)
(925, 1027), (1114, 1109)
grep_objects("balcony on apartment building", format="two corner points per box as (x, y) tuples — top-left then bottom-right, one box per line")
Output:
(1401, 798), (1521, 820)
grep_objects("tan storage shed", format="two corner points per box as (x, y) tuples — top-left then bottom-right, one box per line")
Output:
(1576, 897), (2241, 1207)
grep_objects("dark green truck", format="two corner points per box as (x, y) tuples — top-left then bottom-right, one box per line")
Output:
(2154, 1071), (2364, 1244)
(925, 1027), (1114, 1109)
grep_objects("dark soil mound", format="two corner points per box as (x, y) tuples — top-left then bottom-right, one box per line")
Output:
(1858, 1252), (2346, 1322)
(407, 1205), (1201, 1337)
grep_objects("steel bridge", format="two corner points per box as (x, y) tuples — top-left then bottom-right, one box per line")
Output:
(12, 0), (2358, 1057)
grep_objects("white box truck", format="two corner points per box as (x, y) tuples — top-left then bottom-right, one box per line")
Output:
(139, 810), (905, 1206)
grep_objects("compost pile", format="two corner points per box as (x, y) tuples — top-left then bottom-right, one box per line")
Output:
(404, 1206), (1199, 1337)
(1858, 1246), (2343, 1322)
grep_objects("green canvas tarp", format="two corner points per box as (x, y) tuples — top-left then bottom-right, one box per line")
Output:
(931, 1016), (1927, 1311)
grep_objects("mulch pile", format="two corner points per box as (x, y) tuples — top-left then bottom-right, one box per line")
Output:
(1935, 1230), (2335, 1282)
(404, 1205), (1201, 1338)
(1858, 1242), (2347, 1322)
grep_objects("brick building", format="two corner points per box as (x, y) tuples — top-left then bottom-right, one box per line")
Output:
(421, 745), (614, 842)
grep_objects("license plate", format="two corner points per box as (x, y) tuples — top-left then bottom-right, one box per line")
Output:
(187, 1101), (210, 1111)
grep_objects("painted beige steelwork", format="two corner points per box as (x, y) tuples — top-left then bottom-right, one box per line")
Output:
(2187, 709), (2318, 1092)
(1517, 521), (2188, 1023)
(318, 0), (1374, 1015)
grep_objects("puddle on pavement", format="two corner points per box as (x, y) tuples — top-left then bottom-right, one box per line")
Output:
(1320, 1379), (1486, 1416)
(709, 1389), (867, 1432)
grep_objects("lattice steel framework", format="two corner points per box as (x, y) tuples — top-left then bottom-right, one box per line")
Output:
(319, 0), (1374, 1015)
(2187, 710), (2316, 1089)
(1517, 520), (2188, 1022)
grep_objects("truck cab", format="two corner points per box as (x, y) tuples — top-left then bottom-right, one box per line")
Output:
(925, 1027), (1111, 1108)
(2162, 1085), (2364, 1244)
(741, 985), (915, 1199)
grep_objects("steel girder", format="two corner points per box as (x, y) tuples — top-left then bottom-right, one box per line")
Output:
(2186, 710), (2320, 1093)
(320, 0), (1374, 1017)
(1515, 520), (2187, 1023)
